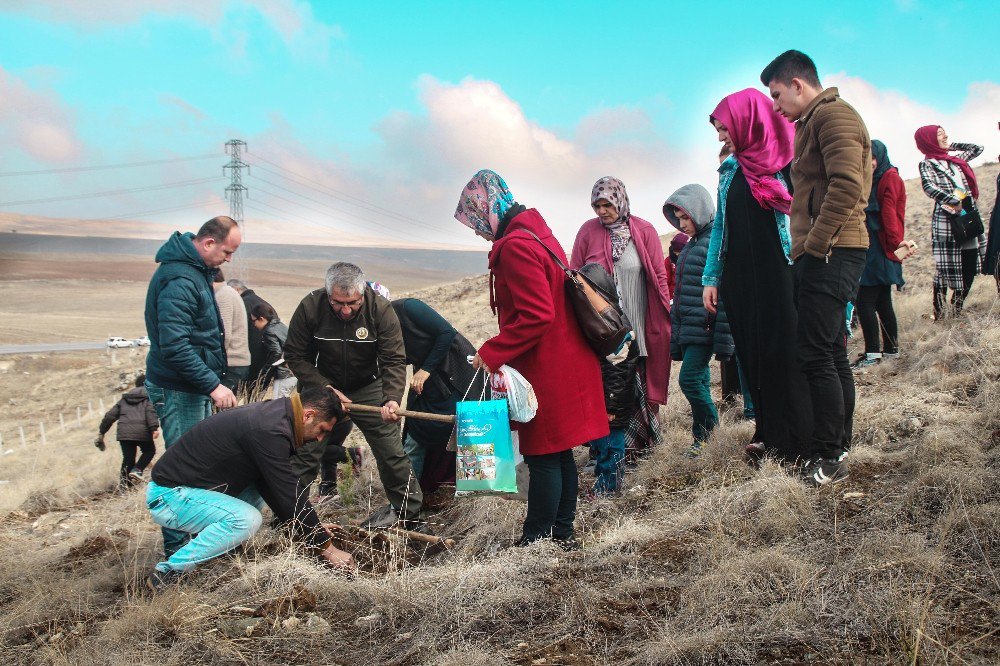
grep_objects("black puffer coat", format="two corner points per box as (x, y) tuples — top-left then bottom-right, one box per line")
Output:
(99, 387), (159, 442)
(663, 184), (735, 361)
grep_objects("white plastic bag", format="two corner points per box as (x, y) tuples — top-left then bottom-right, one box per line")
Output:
(490, 365), (538, 422)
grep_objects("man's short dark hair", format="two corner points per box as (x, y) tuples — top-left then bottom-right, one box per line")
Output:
(719, 144), (731, 158)
(214, 268), (225, 284)
(135, 373), (146, 387)
(299, 386), (347, 422)
(196, 216), (238, 243)
(760, 50), (821, 89)
(251, 302), (278, 322)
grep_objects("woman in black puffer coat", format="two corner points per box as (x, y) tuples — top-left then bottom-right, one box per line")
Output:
(664, 184), (735, 450)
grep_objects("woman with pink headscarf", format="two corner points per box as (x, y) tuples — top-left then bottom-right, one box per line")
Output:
(455, 169), (607, 547)
(915, 125), (985, 318)
(702, 88), (812, 463)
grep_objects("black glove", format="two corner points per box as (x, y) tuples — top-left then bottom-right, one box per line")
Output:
(94, 435), (106, 451)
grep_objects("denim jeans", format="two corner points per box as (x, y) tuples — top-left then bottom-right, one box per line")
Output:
(677, 344), (719, 443)
(793, 249), (866, 459)
(590, 429), (625, 494)
(147, 481), (265, 573)
(402, 433), (425, 480)
(145, 380), (213, 555)
(521, 449), (578, 543)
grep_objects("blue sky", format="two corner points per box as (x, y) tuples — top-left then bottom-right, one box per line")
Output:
(1, 0), (997, 248)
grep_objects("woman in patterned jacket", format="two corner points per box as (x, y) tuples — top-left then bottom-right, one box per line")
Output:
(915, 125), (985, 319)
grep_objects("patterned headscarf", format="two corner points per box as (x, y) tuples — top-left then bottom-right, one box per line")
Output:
(591, 176), (633, 261)
(454, 169), (516, 239)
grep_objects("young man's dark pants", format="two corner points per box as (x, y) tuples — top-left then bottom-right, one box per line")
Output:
(521, 449), (578, 543)
(793, 249), (866, 460)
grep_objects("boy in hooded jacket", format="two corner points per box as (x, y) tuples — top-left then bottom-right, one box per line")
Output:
(664, 185), (736, 451)
(97, 374), (160, 487)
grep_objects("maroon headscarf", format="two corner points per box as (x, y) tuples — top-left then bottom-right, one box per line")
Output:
(710, 88), (796, 214)
(914, 125), (979, 199)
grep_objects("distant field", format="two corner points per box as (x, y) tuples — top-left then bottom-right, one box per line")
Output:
(0, 234), (491, 344)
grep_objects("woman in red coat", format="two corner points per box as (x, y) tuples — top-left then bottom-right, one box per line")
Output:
(455, 169), (608, 547)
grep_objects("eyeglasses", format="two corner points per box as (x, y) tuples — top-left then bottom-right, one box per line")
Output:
(329, 295), (363, 308)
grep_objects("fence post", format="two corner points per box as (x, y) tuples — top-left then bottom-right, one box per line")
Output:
(0, 432), (3, 450)
(59, 413), (66, 431)
(99, 398), (106, 413)
(40, 422), (46, 446)
(77, 407), (82, 426)
(19, 426), (26, 448)
(88, 401), (93, 417)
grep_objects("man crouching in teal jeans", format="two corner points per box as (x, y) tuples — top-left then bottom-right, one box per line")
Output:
(145, 386), (355, 591)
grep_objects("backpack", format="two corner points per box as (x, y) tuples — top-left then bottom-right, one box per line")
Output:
(523, 231), (632, 356)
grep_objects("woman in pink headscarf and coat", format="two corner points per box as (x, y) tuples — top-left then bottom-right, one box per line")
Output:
(455, 169), (608, 547)
(702, 88), (812, 462)
(571, 177), (672, 465)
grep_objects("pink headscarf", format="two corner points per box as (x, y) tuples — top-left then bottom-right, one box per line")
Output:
(914, 125), (979, 200)
(710, 88), (795, 214)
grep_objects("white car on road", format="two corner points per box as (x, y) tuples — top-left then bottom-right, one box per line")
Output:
(107, 337), (134, 348)
(133, 336), (150, 347)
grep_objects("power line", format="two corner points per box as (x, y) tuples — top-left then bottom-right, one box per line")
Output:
(244, 151), (450, 231)
(248, 179), (432, 244)
(86, 198), (220, 222)
(0, 176), (224, 207)
(0, 153), (220, 178)
(246, 171), (451, 241)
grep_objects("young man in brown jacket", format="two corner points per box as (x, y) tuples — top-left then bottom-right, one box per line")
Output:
(761, 50), (871, 486)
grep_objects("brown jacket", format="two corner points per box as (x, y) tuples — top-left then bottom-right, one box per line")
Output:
(284, 284), (407, 405)
(790, 87), (871, 259)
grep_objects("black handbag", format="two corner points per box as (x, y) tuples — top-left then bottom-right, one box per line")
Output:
(523, 231), (631, 356)
(948, 196), (984, 244)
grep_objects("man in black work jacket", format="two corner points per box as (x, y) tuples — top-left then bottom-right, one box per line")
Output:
(284, 262), (422, 530)
(145, 386), (354, 590)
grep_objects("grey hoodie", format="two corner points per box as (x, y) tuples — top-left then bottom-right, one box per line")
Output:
(663, 184), (734, 359)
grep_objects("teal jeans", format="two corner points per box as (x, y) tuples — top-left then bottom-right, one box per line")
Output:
(147, 481), (265, 573)
(678, 344), (719, 443)
(145, 380), (213, 556)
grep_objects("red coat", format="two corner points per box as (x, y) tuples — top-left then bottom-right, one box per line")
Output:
(570, 216), (673, 405)
(478, 209), (609, 456)
(876, 168), (907, 262)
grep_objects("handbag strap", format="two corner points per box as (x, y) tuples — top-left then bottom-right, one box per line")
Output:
(519, 230), (575, 278)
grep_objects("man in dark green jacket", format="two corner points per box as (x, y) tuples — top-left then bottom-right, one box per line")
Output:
(144, 215), (242, 556)
(762, 50), (871, 487)
(285, 262), (422, 529)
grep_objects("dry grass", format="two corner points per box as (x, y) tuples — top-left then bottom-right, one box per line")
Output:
(0, 165), (998, 664)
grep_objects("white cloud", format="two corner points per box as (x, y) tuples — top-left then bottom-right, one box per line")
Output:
(367, 76), (706, 247)
(2, 0), (342, 56)
(0, 66), (83, 163)
(827, 74), (999, 178)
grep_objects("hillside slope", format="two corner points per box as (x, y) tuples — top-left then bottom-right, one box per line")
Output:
(0, 165), (998, 665)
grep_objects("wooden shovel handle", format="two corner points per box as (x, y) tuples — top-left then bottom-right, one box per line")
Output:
(346, 403), (455, 424)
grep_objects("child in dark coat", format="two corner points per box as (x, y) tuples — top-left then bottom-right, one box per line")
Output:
(97, 374), (159, 487)
(664, 185), (736, 452)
